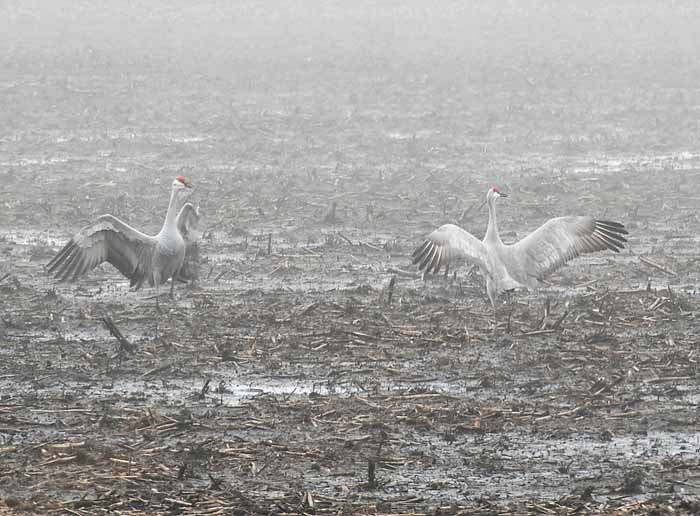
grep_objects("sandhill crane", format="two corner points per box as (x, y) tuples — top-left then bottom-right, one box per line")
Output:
(47, 176), (198, 306)
(413, 186), (628, 308)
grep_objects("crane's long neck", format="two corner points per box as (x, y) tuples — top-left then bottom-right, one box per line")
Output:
(163, 187), (181, 230)
(484, 196), (502, 245)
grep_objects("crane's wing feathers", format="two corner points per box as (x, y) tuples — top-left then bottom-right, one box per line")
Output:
(511, 217), (627, 280)
(47, 215), (157, 288)
(176, 203), (202, 282)
(412, 223), (490, 275)
(176, 203), (201, 245)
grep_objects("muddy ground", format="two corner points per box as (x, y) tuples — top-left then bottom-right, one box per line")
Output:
(2, 3), (700, 515)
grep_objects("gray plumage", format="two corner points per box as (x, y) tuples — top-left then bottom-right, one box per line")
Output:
(412, 187), (628, 306)
(47, 176), (197, 293)
(176, 202), (201, 248)
(175, 202), (201, 282)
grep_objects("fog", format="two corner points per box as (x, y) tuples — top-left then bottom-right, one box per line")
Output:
(4, 1), (700, 154)
(4, 1), (700, 78)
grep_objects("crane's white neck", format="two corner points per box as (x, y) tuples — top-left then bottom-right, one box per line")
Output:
(163, 187), (183, 229)
(485, 195), (502, 245)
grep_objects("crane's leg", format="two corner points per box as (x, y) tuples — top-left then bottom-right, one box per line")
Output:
(529, 287), (547, 330)
(539, 296), (551, 330)
(491, 306), (499, 336)
(153, 272), (161, 314)
(170, 264), (184, 300)
(156, 283), (161, 313)
(154, 285), (160, 338)
(505, 290), (515, 334)
(491, 290), (515, 336)
(487, 278), (499, 335)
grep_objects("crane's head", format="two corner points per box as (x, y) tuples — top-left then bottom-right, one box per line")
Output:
(487, 185), (507, 202)
(173, 176), (193, 189)
(172, 176), (194, 204)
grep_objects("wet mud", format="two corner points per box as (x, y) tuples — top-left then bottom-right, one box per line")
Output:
(2, 149), (700, 515)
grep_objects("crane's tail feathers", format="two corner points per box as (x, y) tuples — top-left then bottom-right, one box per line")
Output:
(594, 220), (628, 253)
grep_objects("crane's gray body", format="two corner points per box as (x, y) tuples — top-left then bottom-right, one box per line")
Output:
(152, 222), (186, 287)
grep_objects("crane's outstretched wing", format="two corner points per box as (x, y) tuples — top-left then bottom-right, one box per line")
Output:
(176, 203), (201, 245)
(508, 217), (627, 281)
(176, 203), (201, 282)
(47, 215), (157, 288)
(412, 224), (490, 275)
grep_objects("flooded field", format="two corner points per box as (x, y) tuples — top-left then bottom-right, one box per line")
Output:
(2, 2), (700, 515)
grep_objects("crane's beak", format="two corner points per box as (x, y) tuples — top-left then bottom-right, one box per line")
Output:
(498, 192), (508, 198)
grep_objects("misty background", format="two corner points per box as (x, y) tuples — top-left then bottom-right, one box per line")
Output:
(3, 1), (699, 148)
(2, 1), (700, 231)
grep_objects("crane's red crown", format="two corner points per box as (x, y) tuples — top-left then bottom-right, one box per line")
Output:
(176, 175), (188, 184)
(491, 186), (501, 193)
